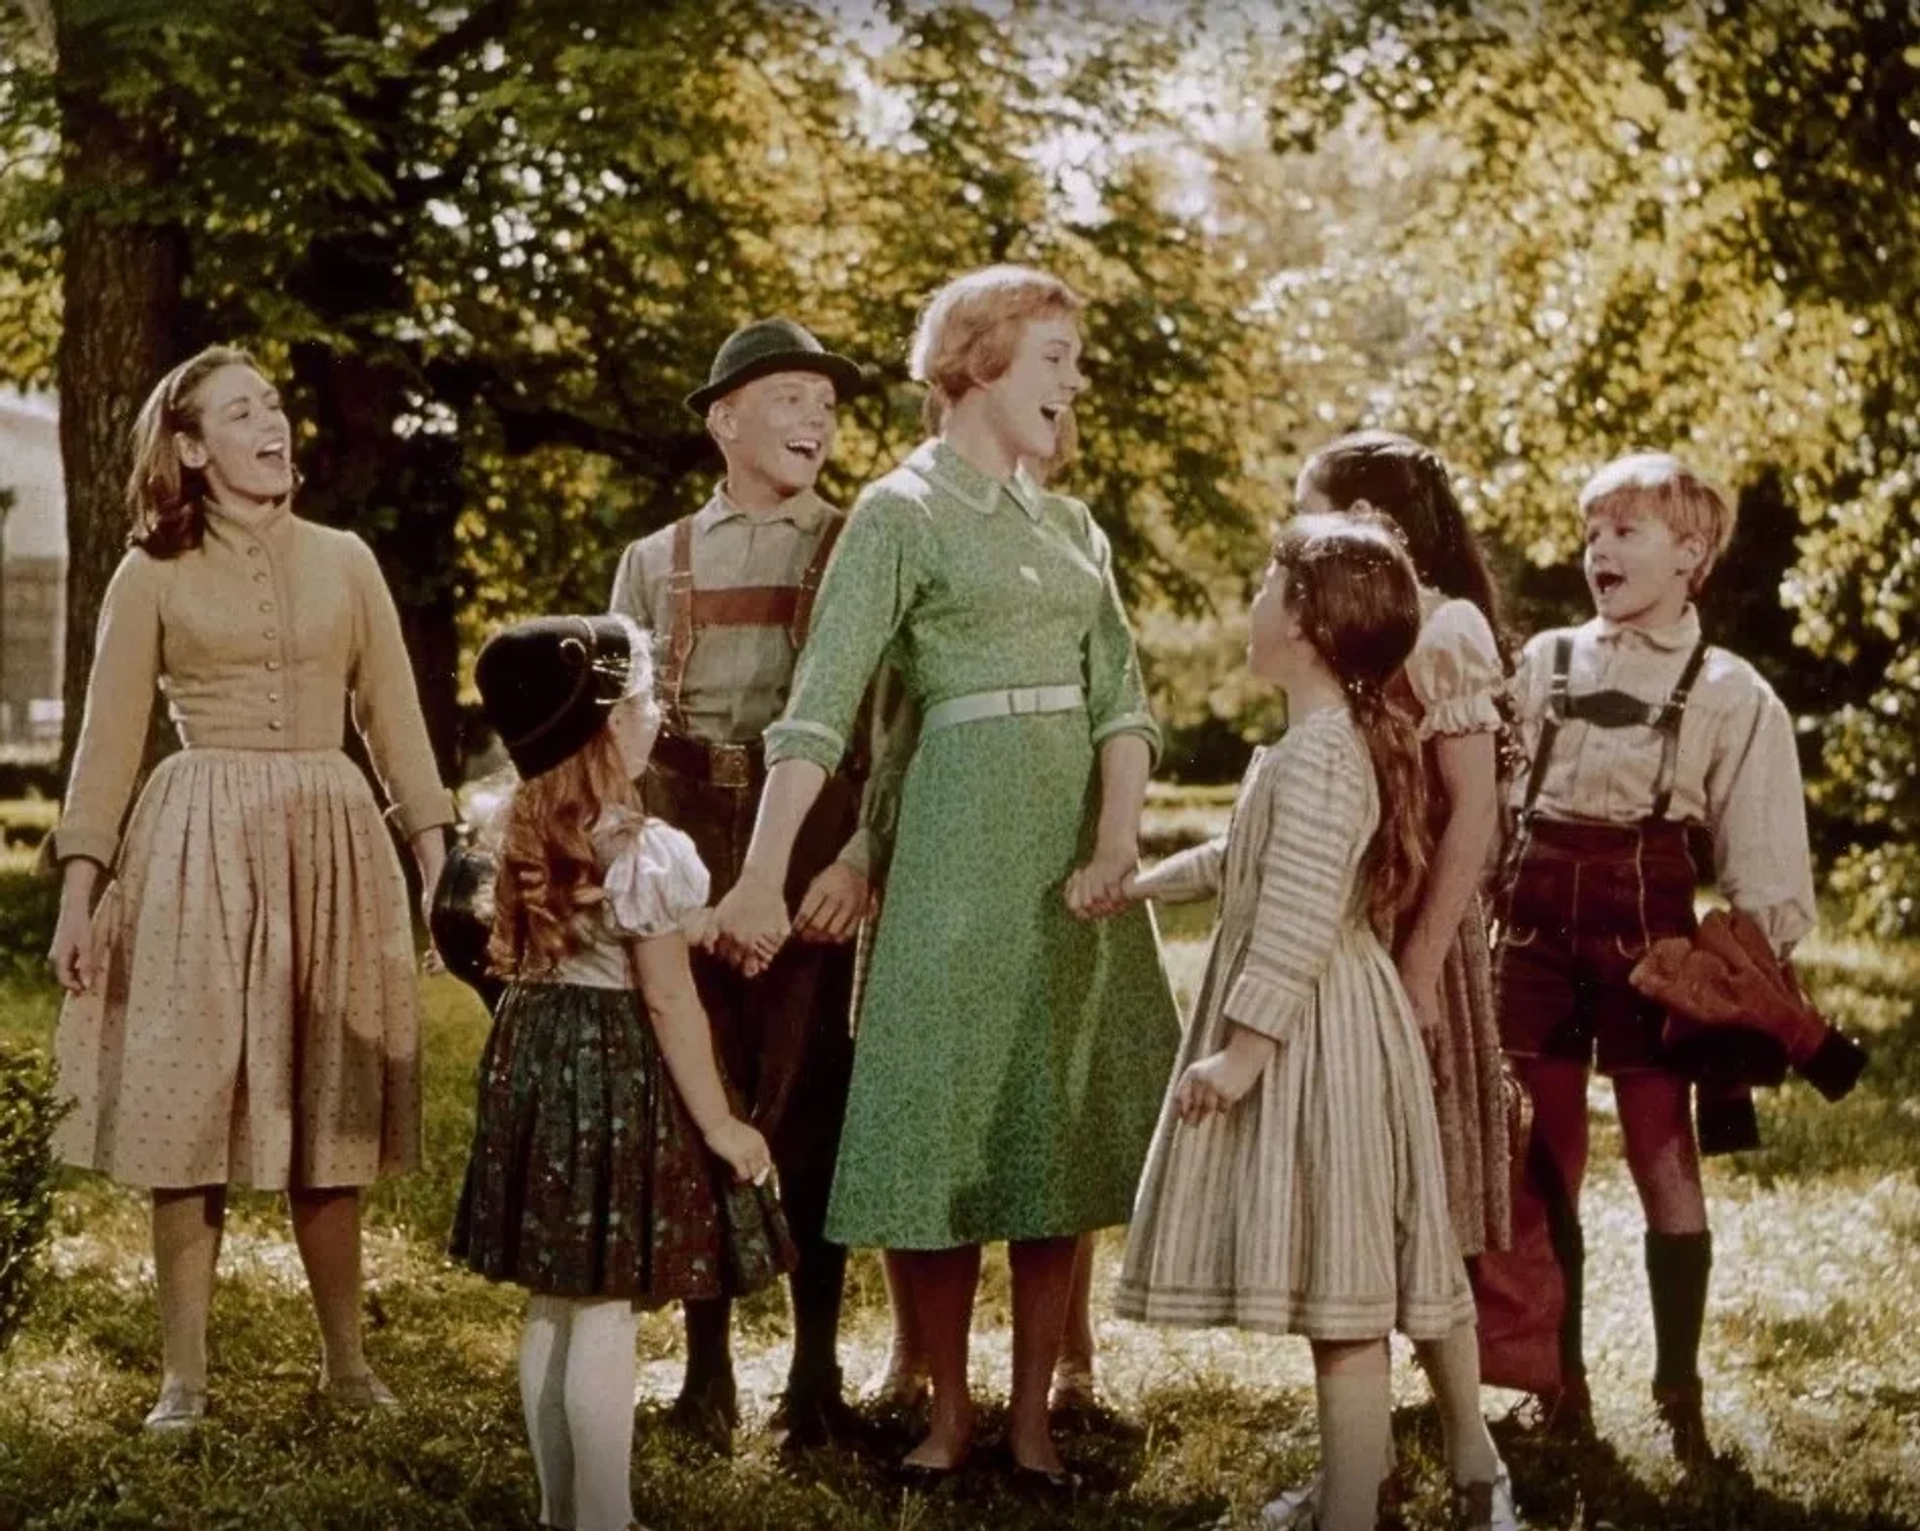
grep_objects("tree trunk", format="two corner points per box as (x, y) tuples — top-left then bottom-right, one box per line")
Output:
(282, 0), (469, 784)
(52, 2), (186, 780)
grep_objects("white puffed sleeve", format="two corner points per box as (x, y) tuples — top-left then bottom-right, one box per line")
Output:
(602, 817), (712, 938)
(1406, 598), (1505, 740)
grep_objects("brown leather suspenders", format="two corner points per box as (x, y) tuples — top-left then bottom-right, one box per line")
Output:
(656, 512), (846, 736)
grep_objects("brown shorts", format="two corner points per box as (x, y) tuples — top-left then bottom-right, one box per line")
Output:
(1495, 819), (1696, 1076)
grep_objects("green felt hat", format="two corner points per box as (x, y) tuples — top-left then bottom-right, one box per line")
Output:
(685, 317), (866, 416)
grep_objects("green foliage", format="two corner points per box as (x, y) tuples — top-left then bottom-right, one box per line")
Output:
(0, 1041), (65, 1358)
(1245, 0), (1920, 932)
(6, 1), (1920, 921)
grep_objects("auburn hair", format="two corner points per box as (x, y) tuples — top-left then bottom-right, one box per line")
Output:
(487, 725), (646, 979)
(909, 265), (1082, 435)
(125, 344), (269, 560)
(1272, 513), (1430, 935)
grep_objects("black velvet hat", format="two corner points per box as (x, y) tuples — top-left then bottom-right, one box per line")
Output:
(684, 316), (865, 416)
(475, 614), (647, 779)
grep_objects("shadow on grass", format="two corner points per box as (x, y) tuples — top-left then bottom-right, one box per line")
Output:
(1480, 1409), (1920, 1531)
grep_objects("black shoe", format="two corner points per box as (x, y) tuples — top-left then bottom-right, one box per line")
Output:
(666, 1373), (738, 1458)
(888, 1454), (965, 1492)
(996, 1440), (1078, 1502)
(1007, 1460), (1079, 1503)
(1654, 1379), (1715, 1469)
(772, 1382), (867, 1453)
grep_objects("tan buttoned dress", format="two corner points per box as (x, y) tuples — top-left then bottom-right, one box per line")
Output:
(52, 501), (453, 1190)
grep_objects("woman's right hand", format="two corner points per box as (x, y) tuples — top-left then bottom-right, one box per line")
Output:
(49, 891), (102, 995)
(703, 1116), (774, 1186)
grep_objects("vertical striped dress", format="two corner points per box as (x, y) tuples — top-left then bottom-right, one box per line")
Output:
(1115, 707), (1473, 1342)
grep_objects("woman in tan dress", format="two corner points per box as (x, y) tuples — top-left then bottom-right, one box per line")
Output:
(47, 346), (452, 1431)
(1297, 430), (1515, 1259)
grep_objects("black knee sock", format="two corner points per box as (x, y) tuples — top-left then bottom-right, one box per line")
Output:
(787, 1238), (848, 1396)
(682, 1295), (733, 1392)
(779, 1162), (846, 1397)
(1646, 1229), (1712, 1392)
(1556, 1221), (1586, 1387)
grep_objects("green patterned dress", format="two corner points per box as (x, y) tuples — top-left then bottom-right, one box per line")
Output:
(766, 440), (1181, 1250)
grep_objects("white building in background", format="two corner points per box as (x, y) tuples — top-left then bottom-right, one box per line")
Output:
(0, 387), (66, 745)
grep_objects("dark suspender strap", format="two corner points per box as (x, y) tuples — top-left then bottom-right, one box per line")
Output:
(1517, 634), (1573, 820)
(791, 514), (845, 648)
(661, 518), (697, 735)
(1649, 636), (1712, 821)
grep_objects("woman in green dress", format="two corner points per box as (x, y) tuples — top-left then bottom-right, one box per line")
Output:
(713, 266), (1179, 1484)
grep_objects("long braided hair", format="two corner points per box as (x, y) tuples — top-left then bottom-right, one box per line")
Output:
(1272, 513), (1430, 936)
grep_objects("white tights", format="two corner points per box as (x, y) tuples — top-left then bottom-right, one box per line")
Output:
(1414, 1319), (1500, 1488)
(519, 1294), (640, 1531)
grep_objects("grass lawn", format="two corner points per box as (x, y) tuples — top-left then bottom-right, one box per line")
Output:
(2, 839), (1918, 1529)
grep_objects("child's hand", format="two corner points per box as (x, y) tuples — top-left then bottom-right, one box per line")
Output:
(712, 871), (790, 976)
(1174, 1044), (1269, 1124)
(1395, 957), (1446, 1088)
(703, 1117), (774, 1186)
(1065, 837), (1139, 920)
(680, 907), (719, 951)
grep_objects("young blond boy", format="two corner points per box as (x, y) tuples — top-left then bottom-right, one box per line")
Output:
(1478, 453), (1815, 1465)
(608, 317), (885, 1453)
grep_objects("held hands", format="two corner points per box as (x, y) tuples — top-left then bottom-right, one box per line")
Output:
(793, 862), (875, 944)
(1065, 837), (1140, 921)
(703, 1116), (774, 1186)
(680, 907), (721, 952)
(711, 868), (791, 978)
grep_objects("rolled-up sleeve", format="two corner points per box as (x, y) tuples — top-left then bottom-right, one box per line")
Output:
(55, 552), (163, 867)
(345, 535), (455, 836)
(767, 490), (922, 772)
(1222, 727), (1369, 1042)
(1078, 506), (1160, 762)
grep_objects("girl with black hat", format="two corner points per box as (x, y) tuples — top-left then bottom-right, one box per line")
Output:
(450, 613), (792, 1531)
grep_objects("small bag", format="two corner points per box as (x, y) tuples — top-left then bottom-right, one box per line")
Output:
(1629, 908), (1867, 1101)
(430, 833), (503, 1011)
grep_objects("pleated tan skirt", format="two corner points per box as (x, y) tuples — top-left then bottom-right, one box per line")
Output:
(54, 748), (422, 1190)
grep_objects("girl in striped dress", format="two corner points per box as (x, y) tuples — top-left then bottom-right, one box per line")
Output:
(1114, 515), (1516, 1531)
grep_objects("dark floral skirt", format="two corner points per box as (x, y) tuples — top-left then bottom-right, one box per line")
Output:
(449, 980), (794, 1303)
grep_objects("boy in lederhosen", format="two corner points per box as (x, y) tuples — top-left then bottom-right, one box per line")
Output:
(609, 318), (888, 1453)
(1473, 453), (1816, 1467)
